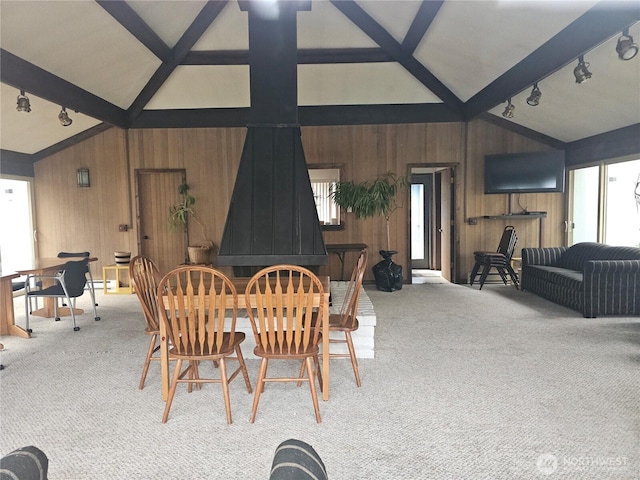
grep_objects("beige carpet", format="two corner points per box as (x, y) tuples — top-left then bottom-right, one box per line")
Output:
(1, 282), (638, 479)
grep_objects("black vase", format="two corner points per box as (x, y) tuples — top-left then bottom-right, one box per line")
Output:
(373, 250), (403, 292)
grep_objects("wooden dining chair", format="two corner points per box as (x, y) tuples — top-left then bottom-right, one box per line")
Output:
(129, 255), (163, 390)
(319, 248), (368, 387)
(245, 265), (326, 423)
(157, 266), (252, 424)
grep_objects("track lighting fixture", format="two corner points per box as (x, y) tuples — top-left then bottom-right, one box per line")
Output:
(616, 27), (638, 61)
(526, 83), (542, 106)
(573, 55), (592, 84)
(58, 107), (72, 127)
(502, 98), (515, 119)
(16, 89), (31, 112)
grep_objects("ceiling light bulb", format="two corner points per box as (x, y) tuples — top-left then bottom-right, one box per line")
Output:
(526, 83), (542, 106)
(573, 55), (592, 84)
(16, 89), (31, 113)
(616, 29), (638, 61)
(58, 107), (73, 127)
(502, 98), (515, 118)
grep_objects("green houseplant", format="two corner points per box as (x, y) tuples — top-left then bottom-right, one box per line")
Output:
(331, 172), (408, 291)
(168, 183), (217, 264)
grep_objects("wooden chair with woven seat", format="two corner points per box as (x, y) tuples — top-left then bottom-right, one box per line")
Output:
(245, 265), (327, 423)
(129, 255), (163, 390)
(158, 265), (252, 424)
(322, 248), (368, 387)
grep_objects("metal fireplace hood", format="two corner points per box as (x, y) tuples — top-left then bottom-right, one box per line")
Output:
(217, 1), (327, 275)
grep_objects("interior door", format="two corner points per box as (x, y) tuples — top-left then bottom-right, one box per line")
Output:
(438, 169), (453, 281)
(136, 169), (186, 276)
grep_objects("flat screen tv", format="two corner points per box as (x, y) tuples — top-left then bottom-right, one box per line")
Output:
(484, 150), (565, 194)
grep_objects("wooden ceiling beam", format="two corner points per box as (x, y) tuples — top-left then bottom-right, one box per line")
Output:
(464, 1), (640, 120)
(330, 0), (463, 112)
(402, 0), (444, 56)
(125, 0), (229, 124)
(0, 49), (127, 128)
(96, 0), (171, 60)
(182, 48), (393, 65)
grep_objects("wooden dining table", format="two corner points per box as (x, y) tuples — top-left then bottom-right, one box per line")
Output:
(158, 275), (332, 401)
(0, 270), (29, 338)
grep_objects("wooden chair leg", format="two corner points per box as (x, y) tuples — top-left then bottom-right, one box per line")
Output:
(344, 332), (361, 387)
(235, 345), (253, 393)
(306, 357), (321, 423)
(250, 358), (268, 423)
(313, 354), (323, 392)
(162, 359), (183, 423)
(139, 334), (158, 390)
(218, 358), (232, 424)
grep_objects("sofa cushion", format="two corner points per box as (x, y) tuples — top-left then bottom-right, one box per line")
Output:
(592, 245), (640, 262)
(526, 265), (584, 291)
(558, 242), (606, 271)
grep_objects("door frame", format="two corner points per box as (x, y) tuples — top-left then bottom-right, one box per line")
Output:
(407, 164), (457, 283)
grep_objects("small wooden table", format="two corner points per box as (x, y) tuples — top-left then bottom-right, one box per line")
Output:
(0, 270), (30, 338)
(15, 257), (97, 320)
(326, 244), (367, 280)
(158, 275), (332, 401)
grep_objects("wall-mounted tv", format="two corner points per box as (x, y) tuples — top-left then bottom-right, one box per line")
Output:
(484, 150), (566, 194)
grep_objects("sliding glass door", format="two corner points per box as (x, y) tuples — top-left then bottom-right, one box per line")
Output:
(568, 158), (640, 248)
(0, 178), (36, 272)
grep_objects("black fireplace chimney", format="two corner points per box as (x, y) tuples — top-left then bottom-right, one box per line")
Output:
(217, 1), (327, 276)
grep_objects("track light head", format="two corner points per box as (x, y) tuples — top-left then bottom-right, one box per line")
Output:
(526, 83), (542, 106)
(16, 89), (31, 113)
(616, 28), (638, 61)
(502, 98), (515, 118)
(573, 55), (592, 84)
(58, 107), (73, 127)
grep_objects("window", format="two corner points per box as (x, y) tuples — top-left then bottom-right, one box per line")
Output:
(568, 158), (640, 248)
(308, 167), (341, 228)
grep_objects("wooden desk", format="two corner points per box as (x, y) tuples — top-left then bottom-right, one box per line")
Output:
(0, 270), (30, 338)
(158, 275), (331, 402)
(15, 257), (97, 319)
(326, 244), (367, 280)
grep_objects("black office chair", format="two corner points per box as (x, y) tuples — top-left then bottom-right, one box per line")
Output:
(469, 225), (519, 290)
(24, 258), (100, 332)
(57, 252), (97, 307)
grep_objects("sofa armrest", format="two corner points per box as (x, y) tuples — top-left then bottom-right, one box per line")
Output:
(583, 260), (640, 317)
(522, 247), (568, 268)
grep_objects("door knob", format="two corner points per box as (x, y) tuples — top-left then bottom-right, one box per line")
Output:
(143, 235), (150, 240)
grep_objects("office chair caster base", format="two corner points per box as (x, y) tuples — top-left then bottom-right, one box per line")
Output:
(55, 317), (61, 321)
(27, 328), (33, 334)
(94, 316), (101, 321)
(0, 364), (4, 370)
(73, 326), (80, 332)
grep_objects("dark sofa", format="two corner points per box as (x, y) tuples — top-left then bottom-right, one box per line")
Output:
(521, 242), (640, 317)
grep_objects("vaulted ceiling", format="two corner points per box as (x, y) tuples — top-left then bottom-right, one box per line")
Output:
(1, 0), (639, 164)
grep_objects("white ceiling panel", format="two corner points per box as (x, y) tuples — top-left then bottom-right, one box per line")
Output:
(415, 0), (599, 101)
(145, 66), (250, 109)
(129, 0), (207, 49)
(299, 62), (440, 105)
(489, 22), (640, 142)
(0, 84), (102, 155)
(0, 1), (160, 109)
(297, 0), (377, 49)
(192, 1), (249, 50)
(360, 0), (423, 44)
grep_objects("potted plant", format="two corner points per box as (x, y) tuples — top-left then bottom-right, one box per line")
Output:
(331, 172), (408, 291)
(168, 183), (217, 264)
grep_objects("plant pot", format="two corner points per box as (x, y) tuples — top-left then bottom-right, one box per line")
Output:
(114, 251), (131, 265)
(372, 250), (403, 292)
(188, 245), (218, 265)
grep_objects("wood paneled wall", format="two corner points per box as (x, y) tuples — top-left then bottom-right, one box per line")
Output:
(34, 119), (564, 283)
